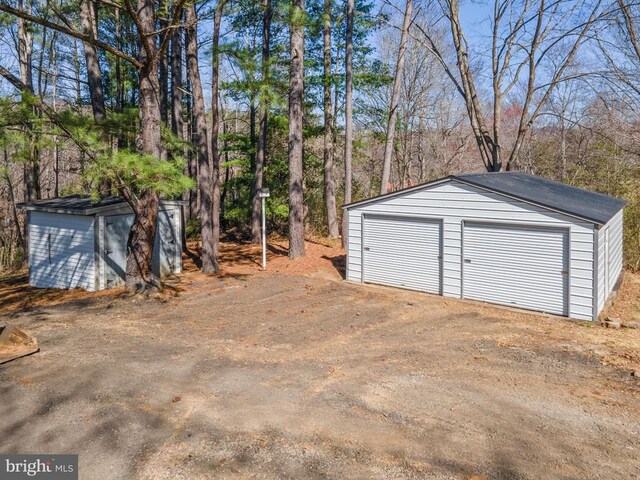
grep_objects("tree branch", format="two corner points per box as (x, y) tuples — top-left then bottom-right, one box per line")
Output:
(0, 64), (98, 161)
(0, 2), (141, 68)
(155, 0), (188, 63)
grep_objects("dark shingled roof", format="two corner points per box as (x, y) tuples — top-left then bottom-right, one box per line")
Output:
(21, 195), (124, 212)
(18, 195), (185, 216)
(455, 172), (626, 225)
(344, 172), (626, 225)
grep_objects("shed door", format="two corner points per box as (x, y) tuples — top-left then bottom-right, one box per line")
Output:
(362, 215), (441, 294)
(462, 222), (568, 316)
(105, 214), (134, 288)
(152, 209), (178, 277)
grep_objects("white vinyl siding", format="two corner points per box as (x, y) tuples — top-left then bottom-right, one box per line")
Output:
(608, 210), (624, 292)
(152, 208), (182, 277)
(172, 208), (182, 273)
(97, 215), (108, 290)
(346, 180), (597, 321)
(346, 209), (362, 282)
(596, 227), (606, 314)
(362, 215), (441, 294)
(596, 210), (624, 315)
(28, 212), (96, 291)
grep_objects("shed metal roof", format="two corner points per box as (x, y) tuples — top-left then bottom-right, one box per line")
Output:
(18, 195), (185, 216)
(344, 172), (627, 225)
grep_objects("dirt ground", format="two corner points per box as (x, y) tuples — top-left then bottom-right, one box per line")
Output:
(1, 239), (640, 479)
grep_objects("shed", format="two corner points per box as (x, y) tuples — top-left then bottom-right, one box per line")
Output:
(19, 196), (184, 291)
(343, 172), (626, 321)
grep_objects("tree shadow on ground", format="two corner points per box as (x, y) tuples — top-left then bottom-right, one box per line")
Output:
(322, 254), (346, 279)
(0, 272), (120, 314)
(266, 243), (288, 256)
(182, 244), (203, 270)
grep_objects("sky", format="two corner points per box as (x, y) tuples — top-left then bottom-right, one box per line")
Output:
(0, 0), (516, 107)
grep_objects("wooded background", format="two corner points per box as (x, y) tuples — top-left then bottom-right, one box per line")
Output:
(0, 0), (639, 288)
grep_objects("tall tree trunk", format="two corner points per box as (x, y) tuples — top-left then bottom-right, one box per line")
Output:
(115, 9), (123, 113)
(186, 5), (217, 273)
(17, 0), (39, 203)
(446, 0), (497, 171)
(79, 0), (106, 122)
(17, 0), (33, 92)
(52, 42), (60, 197)
(211, 0), (226, 262)
(171, 13), (189, 223)
(80, 0), (110, 193)
(36, 12), (47, 98)
(288, 0), (305, 259)
(186, 74), (197, 219)
(251, 0), (271, 243)
(4, 148), (25, 251)
(159, 18), (169, 127)
(323, 0), (338, 238)
(171, 23), (183, 140)
(380, 0), (412, 194)
(219, 100), (230, 224)
(342, 0), (354, 248)
(123, 0), (162, 292)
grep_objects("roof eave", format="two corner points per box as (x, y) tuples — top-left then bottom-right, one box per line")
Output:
(341, 174), (625, 225)
(17, 198), (188, 216)
(17, 204), (95, 216)
(342, 175), (455, 210)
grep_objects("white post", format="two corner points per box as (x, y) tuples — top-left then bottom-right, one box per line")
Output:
(261, 196), (267, 270)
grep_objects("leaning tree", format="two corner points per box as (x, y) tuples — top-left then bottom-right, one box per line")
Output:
(0, 0), (192, 292)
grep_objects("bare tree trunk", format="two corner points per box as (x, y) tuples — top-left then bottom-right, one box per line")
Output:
(380, 0), (412, 194)
(17, 0), (33, 92)
(171, 22), (183, 140)
(123, 0), (162, 292)
(219, 101), (230, 223)
(79, 0), (106, 122)
(52, 42), (60, 196)
(186, 74), (197, 219)
(186, 4), (216, 273)
(80, 0), (111, 193)
(342, 0), (354, 248)
(251, 0), (272, 243)
(17, 0), (39, 203)
(323, 0), (338, 238)
(36, 8), (47, 98)
(159, 18), (169, 127)
(448, 0), (497, 171)
(288, 0), (305, 259)
(115, 9), (123, 113)
(211, 0), (226, 261)
(3, 148), (24, 251)
(560, 118), (567, 181)
(171, 11), (189, 223)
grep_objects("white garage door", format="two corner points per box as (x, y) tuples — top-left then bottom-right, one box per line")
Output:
(462, 222), (568, 315)
(362, 215), (441, 294)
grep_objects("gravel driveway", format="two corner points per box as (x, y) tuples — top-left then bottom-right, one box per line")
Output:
(1, 271), (639, 479)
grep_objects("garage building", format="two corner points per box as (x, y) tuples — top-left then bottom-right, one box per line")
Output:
(20, 196), (183, 291)
(344, 172), (626, 321)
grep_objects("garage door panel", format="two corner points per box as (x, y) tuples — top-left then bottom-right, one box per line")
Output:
(363, 215), (441, 294)
(463, 275), (566, 293)
(463, 222), (568, 316)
